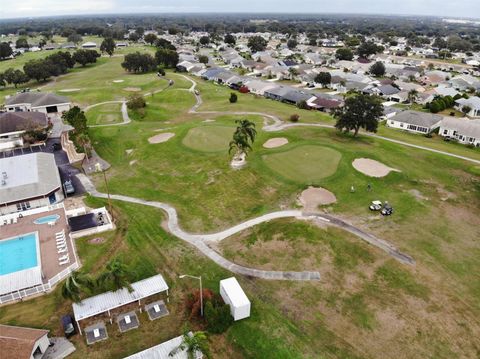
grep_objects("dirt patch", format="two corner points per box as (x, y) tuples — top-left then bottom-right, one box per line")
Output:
(408, 189), (429, 201)
(352, 158), (400, 178)
(263, 137), (289, 149)
(298, 186), (337, 211)
(58, 88), (81, 92)
(125, 149), (134, 155)
(129, 160), (137, 166)
(148, 132), (175, 144)
(203, 119), (215, 123)
(123, 87), (141, 92)
(88, 237), (106, 244)
(113, 80), (124, 83)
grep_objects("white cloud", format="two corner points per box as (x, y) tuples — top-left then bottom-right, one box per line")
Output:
(0, 0), (115, 18)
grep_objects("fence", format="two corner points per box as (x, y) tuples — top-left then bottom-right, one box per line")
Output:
(0, 261), (79, 305)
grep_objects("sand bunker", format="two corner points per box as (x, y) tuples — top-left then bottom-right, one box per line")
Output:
(352, 158), (400, 178)
(148, 132), (175, 144)
(298, 186), (337, 211)
(263, 137), (289, 149)
(59, 88), (81, 92)
(113, 80), (124, 83)
(123, 87), (141, 92)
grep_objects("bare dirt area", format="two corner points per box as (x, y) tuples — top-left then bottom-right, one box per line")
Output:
(88, 237), (106, 244)
(352, 158), (400, 177)
(263, 137), (289, 148)
(113, 80), (124, 83)
(123, 87), (141, 92)
(148, 132), (175, 144)
(298, 186), (337, 211)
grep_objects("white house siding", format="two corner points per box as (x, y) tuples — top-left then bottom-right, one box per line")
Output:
(0, 188), (64, 216)
(386, 120), (433, 134)
(0, 131), (24, 150)
(439, 126), (480, 147)
(29, 335), (51, 359)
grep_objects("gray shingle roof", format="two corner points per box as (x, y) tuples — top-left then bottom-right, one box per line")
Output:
(440, 118), (480, 138)
(0, 112), (48, 134)
(391, 110), (443, 128)
(5, 92), (70, 108)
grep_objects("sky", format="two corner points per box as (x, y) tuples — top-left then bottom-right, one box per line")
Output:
(0, 0), (479, 20)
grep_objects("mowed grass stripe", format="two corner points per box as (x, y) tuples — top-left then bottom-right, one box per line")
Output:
(262, 145), (342, 183)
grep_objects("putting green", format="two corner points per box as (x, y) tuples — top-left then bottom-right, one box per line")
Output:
(182, 125), (234, 152)
(86, 103), (123, 125)
(263, 145), (341, 183)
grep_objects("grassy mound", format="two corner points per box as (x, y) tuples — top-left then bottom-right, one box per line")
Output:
(263, 145), (341, 183)
(182, 125), (234, 152)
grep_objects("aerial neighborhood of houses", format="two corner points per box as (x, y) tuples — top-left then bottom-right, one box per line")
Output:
(0, 13), (479, 359)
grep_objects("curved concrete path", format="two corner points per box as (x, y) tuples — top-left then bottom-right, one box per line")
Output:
(78, 173), (414, 281)
(180, 74), (480, 165)
(87, 101), (131, 128)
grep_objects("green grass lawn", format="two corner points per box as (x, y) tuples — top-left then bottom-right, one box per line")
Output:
(86, 103), (123, 125)
(0, 54), (479, 359)
(262, 144), (342, 183)
(182, 125), (234, 152)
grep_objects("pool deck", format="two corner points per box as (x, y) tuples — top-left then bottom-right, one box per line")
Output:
(0, 208), (78, 284)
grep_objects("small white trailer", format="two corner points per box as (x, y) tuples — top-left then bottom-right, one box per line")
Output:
(219, 277), (251, 321)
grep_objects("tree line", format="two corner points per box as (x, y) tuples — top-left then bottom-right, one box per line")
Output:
(0, 49), (99, 88)
(121, 38), (179, 73)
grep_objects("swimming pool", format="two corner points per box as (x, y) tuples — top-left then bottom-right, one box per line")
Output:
(0, 232), (39, 275)
(34, 214), (60, 225)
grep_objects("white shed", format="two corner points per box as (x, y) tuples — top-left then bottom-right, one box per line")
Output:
(219, 277), (250, 321)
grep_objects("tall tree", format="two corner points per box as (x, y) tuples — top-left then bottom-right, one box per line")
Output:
(247, 35), (268, 52)
(369, 61), (386, 77)
(333, 94), (383, 136)
(314, 72), (332, 87)
(61, 271), (94, 303)
(335, 48), (354, 61)
(168, 330), (210, 359)
(3, 68), (28, 87)
(15, 37), (29, 49)
(97, 258), (133, 292)
(229, 119), (257, 157)
(155, 48), (179, 68)
(67, 33), (83, 44)
(144, 33), (157, 45)
(199, 36), (210, 46)
(224, 33), (236, 46)
(357, 41), (381, 58)
(0, 42), (13, 59)
(100, 37), (116, 56)
(287, 38), (298, 50)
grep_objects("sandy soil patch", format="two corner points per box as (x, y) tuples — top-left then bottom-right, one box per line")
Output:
(123, 87), (141, 92)
(113, 79), (124, 83)
(298, 186), (337, 211)
(148, 132), (175, 144)
(125, 149), (134, 155)
(203, 119), (215, 123)
(352, 158), (400, 178)
(263, 137), (289, 149)
(58, 88), (81, 92)
(129, 160), (137, 166)
(88, 237), (106, 244)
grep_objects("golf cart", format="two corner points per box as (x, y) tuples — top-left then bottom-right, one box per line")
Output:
(369, 200), (382, 211)
(381, 202), (394, 216)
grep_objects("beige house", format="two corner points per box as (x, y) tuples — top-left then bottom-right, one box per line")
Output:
(0, 325), (50, 359)
(0, 153), (64, 215)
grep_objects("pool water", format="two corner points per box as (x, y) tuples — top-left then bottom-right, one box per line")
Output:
(0, 233), (39, 275)
(34, 214), (60, 225)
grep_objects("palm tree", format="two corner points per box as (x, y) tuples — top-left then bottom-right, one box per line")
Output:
(169, 330), (209, 359)
(61, 271), (94, 303)
(97, 258), (133, 292)
(407, 89), (418, 105)
(461, 105), (472, 117)
(228, 119), (256, 159)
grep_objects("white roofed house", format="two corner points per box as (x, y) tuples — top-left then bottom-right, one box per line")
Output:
(386, 110), (443, 134)
(439, 117), (480, 147)
(0, 153), (64, 215)
(81, 41), (97, 48)
(5, 92), (71, 114)
(454, 96), (480, 118)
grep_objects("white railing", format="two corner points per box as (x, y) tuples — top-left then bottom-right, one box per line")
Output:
(0, 261), (79, 305)
(0, 203), (65, 223)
